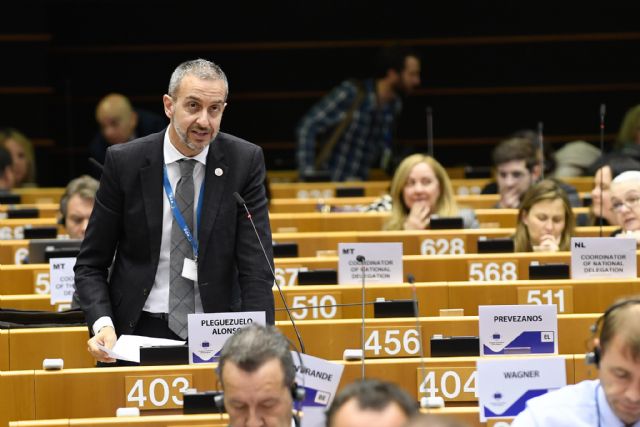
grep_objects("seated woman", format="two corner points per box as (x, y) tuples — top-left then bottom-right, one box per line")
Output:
(589, 154), (640, 226)
(0, 128), (37, 187)
(514, 179), (575, 252)
(610, 171), (640, 240)
(366, 154), (477, 230)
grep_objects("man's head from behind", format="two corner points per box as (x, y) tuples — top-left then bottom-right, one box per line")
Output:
(95, 93), (139, 146)
(326, 379), (417, 427)
(593, 297), (640, 425)
(218, 324), (296, 427)
(493, 137), (541, 206)
(59, 175), (99, 240)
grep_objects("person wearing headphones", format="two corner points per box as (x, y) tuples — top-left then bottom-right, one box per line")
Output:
(511, 296), (640, 426)
(217, 323), (305, 427)
(59, 175), (99, 239)
(325, 379), (417, 427)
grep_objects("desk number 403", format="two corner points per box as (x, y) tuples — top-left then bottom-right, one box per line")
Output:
(364, 327), (421, 358)
(125, 375), (191, 410)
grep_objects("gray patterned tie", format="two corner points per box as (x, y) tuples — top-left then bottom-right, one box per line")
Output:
(168, 159), (196, 339)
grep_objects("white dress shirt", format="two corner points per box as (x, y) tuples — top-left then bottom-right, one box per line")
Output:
(511, 379), (640, 427)
(92, 129), (208, 334)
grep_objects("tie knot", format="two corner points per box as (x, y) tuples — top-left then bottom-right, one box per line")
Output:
(178, 159), (196, 177)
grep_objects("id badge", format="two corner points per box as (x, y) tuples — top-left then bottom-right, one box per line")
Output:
(182, 258), (198, 281)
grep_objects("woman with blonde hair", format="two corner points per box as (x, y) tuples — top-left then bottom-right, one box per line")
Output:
(369, 153), (476, 230)
(0, 128), (37, 187)
(514, 179), (575, 252)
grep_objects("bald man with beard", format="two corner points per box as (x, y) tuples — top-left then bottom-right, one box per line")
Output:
(89, 93), (166, 167)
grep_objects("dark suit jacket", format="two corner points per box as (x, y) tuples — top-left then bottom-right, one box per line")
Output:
(74, 130), (275, 335)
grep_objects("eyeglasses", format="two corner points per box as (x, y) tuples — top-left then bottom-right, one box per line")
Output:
(611, 196), (640, 213)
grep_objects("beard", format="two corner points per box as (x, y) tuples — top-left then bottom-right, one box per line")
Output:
(173, 122), (217, 152)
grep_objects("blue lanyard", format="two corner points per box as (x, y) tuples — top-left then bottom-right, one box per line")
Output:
(162, 164), (205, 260)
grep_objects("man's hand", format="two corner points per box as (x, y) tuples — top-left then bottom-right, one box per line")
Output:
(498, 187), (521, 209)
(404, 201), (432, 230)
(87, 326), (117, 363)
(532, 234), (560, 252)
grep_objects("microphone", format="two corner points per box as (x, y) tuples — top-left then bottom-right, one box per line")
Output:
(537, 121), (544, 180)
(357, 254), (366, 379)
(88, 157), (104, 173)
(233, 191), (306, 354)
(599, 104), (606, 237)
(426, 107), (434, 157)
(407, 274), (431, 409)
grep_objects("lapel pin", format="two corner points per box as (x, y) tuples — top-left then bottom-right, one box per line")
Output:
(215, 168), (223, 176)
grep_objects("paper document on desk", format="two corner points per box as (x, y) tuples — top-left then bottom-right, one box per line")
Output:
(97, 335), (185, 363)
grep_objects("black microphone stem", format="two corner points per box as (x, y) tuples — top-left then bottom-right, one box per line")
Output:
(234, 192), (306, 354)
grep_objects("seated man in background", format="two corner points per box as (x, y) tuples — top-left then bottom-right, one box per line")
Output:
(59, 175), (99, 240)
(511, 296), (640, 426)
(326, 379), (417, 427)
(483, 137), (580, 208)
(59, 175), (99, 310)
(0, 145), (15, 191)
(218, 323), (302, 427)
(89, 93), (166, 166)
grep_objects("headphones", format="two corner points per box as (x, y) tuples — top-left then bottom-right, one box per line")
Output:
(585, 299), (640, 367)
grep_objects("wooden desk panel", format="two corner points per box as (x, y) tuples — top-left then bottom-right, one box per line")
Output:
(339, 355), (575, 403)
(0, 330), (7, 370)
(0, 265), (49, 295)
(275, 282), (449, 321)
(13, 188), (65, 205)
(8, 327), (94, 371)
(1, 370), (36, 427)
(33, 365), (217, 420)
(274, 252), (579, 283)
(11, 414), (229, 426)
(0, 240), (29, 264)
(269, 208), (591, 232)
(273, 227), (615, 258)
(277, 314), (599, 360)
(0, 294), (66, 312)
(447, 279), (640, 315)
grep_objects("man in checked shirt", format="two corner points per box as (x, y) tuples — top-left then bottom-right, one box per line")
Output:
(296, 45), (421, 182)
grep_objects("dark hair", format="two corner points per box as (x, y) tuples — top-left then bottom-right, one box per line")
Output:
(325, 379), (417, 427)
(599, 297), (640, 361)
(0, 144), (12, 174)
(587, 153), (640, 178)
(373, 44), (420, 79)
(511, 129), (556, 175)
(492, 137), (538, 171)
(218, 324), (295, 388)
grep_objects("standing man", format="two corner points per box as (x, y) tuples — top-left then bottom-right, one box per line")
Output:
(296, 45), (421, 182)
(511, 296), (640, 426)
(218, 324), (302, 427)
(75, 59), (275, 363)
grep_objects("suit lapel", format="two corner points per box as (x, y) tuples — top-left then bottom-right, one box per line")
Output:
(198, 137), (228, 262)
(140, 135), (164, 263)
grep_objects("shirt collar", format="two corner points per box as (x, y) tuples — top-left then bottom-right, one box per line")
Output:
(163, 128), (209, 166)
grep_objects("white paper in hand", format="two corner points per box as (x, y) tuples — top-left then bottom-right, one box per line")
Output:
(97, 335), (185, 363)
